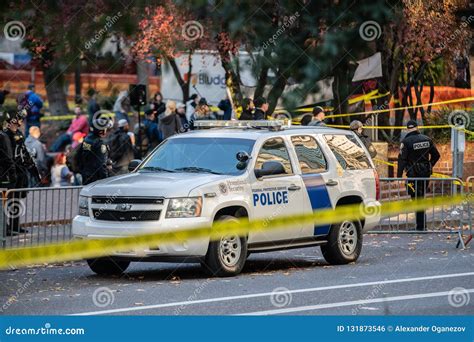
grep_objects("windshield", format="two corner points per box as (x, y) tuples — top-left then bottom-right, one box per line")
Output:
(139, 137), (255, 175)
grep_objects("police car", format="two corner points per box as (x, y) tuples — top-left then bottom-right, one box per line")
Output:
(73, 120), (381, 276)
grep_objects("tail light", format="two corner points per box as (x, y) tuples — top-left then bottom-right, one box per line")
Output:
(374, 169), (380, 200)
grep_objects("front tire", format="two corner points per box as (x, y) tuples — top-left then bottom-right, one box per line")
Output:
(202, 215), (247, 277)
(321, 220), (362, 265)
(87, 257), (130, 275)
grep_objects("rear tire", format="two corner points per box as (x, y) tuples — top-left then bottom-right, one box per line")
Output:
(321, 220), (362, 265)
(87, 257), (130, 275)
(201, 215), (247, 277)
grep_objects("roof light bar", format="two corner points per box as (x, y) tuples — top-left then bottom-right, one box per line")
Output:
(194, 120), (291, 130)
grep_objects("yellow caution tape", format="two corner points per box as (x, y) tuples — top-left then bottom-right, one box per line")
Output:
(275, 90), (391, 114)
(325, 96), (474, 119)
(0, 194), (470, 270)
(39, 95), (473, 127)
(275, 96), (474, 119)
(347, 90), (391, 105)
(327, 124), (453, 130)
(41, 106), (224, 122)
(326, 125), (474, 137)
(41, 112), (134, 122)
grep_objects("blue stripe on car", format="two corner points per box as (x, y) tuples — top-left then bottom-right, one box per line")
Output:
(302, 174), (332, 235)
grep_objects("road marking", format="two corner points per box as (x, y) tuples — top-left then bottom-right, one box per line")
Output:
(241, 288), (474, 315)
(73, 271), (474, 315)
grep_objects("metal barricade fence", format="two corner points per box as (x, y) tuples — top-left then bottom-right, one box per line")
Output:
(1, 186), (82, 249)
(464, 176), (474, 247)
(370, 177), (468, 248)
(1, 178), (472, 249)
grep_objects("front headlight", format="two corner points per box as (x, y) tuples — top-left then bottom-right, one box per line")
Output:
(166, 197), (202, 218)
(78, 196), (89, 216)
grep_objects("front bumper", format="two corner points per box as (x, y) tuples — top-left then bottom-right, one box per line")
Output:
(72, 215), (212, 258)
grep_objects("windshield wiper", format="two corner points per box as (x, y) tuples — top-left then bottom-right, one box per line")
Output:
(140, 166), (176, 173)
(174, 167), (222, 175)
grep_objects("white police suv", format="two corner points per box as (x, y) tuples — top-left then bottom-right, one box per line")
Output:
(73, 121), (381, 276)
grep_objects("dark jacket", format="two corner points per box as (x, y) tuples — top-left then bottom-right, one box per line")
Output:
(158, 113), (182, 140)
(253, 108), (266, 120)
(87, 98), (100, 124)
(25, 135), (48, 178)
(218, 99), (232, 120)
(397, 131), (441, 178)
(355, 132), (377, 158)
(0, 129), (38, 190)
(143, 118), (162, 150)
(239, 109), (254, 120)
(79, 132), (109, 185)
(108, 129), (135, 174)
(0, 130), (17, 188)
(154, 101), (166, 118)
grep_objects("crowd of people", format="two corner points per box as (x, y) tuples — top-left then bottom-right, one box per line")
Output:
(0, 84), (386, 235)
(1, 85), (378, 193)
(1, 87), (276, 193)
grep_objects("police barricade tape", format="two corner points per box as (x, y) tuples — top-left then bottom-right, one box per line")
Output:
(40, 106), (222, 122)
(326, 124), (474, 136)
(275, 96), (474, 119)
(325, 96), (474, 119)
(0, 194), (470, 270)
(326, 124), (452, 130)
(274, 90), (391, 115)
(41, 112), (119, 121)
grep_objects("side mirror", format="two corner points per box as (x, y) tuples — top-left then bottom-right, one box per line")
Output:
(236, 151), (251, 162)
(128, 159), (142, 172)
(236, 151), (251, 171)
(254, 161), (286, 178)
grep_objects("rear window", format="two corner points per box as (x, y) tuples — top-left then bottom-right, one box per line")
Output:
(324, 134), (372, 170)
(291, 135), (327, 174)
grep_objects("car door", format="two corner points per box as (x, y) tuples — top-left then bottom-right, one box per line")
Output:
(248, 136), (306, 244)
(290, 134), (339, 238)
(323, 133), (377, 202)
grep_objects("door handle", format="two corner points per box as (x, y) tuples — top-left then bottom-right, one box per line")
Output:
(326, 179), (338, 186)
(288, 184), (301, 191)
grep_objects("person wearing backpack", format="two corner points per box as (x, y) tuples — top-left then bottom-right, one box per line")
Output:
(18, 84), (43, 137)
(108, 119), (135, 176)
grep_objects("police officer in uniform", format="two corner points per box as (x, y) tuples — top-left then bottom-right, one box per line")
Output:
(397, 120), (440, 230)
(0, 110), (39, 235)
(79, 117), (112, 185)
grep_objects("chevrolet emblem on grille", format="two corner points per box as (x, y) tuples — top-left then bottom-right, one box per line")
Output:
(116, 204), (132, 211)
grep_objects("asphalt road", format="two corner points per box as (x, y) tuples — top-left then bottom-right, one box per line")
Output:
(0, 234), (473, 316)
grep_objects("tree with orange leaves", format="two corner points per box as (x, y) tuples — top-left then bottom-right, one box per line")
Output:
(377, 0), (471, 140)
(132, 2), (207, 102)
